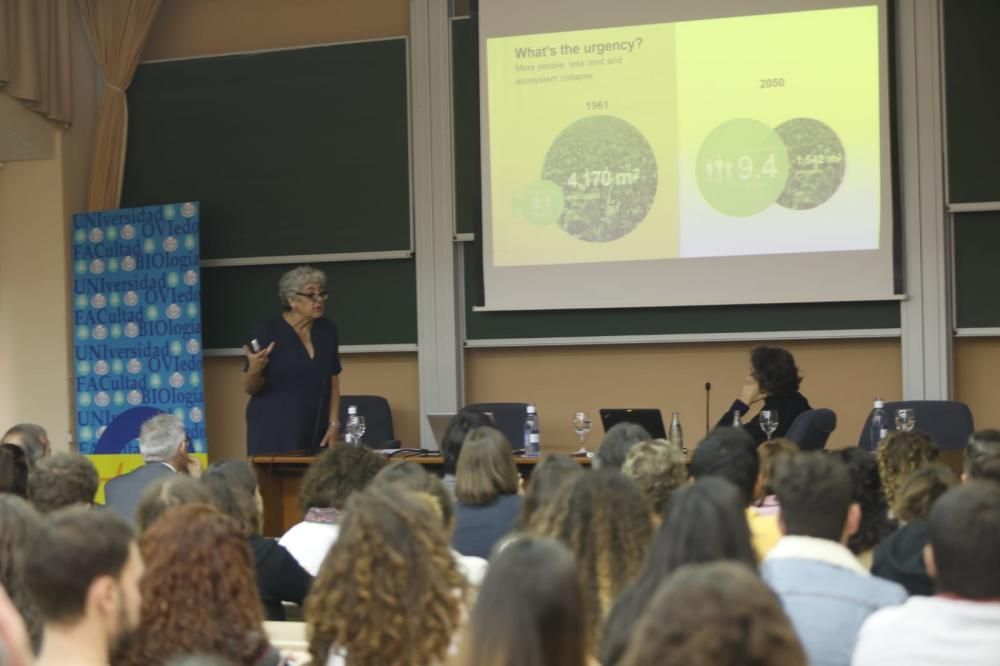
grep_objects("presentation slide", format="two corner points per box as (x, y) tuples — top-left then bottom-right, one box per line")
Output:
(479, 1), (896, 311)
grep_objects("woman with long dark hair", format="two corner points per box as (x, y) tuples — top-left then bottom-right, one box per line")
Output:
(600, 477), (757, 666)
(456, 537), (586, 666)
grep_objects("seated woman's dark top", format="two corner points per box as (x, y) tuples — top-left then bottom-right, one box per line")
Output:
(249, 535), (313, 620)
(872, 520), (934, 596)
(452, 494), (522, 559)
(716, 392), (812, 445)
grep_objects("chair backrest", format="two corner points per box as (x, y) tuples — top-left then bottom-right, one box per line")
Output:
(462, 402), (529, 451)
(856, 400), (974, 451)
(338, 395), (395, 446)
(784, 408), (837, 451)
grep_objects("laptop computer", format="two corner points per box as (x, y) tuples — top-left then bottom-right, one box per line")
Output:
(599, 408), (667, 439)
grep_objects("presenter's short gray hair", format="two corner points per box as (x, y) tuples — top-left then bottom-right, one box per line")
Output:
(139, 414), (185, 462)
(278, 265), (327, 310)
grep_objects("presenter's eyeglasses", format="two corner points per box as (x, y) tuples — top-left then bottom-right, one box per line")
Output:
(296, 291), (329, 302)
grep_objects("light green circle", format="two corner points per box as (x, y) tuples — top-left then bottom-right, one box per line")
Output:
(695, 118), (789, 217)
(517, 180), (565, 226)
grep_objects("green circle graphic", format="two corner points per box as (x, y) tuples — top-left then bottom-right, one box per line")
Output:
(541, 115), (658, 243)
(774, 118), (846, 210)
(516, 180), (565, 226)
(696, 118), (790, 217)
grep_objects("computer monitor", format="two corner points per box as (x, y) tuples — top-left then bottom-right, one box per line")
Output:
(599, 408), (667, 439)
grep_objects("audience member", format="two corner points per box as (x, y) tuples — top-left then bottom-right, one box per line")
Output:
(762, 452), (905, 666)
(875, 430), (939, 510)
(0, 495), (42, 651)
(24, 507), (142, 666)
(113, 503), (284, 666)
(854, 482), (1000, 665)
(594, 422), (651, 470)
(202, 460), (311, 621)
(963, 428), (1000, 483)
(279, 445), (385, 575)
(837, 447), (895, 567)
(373, 461), (488, 586)
(134, 475), (212, 534)
(621, 439), (687, 516)
(0, 443), (29, 497)
(452, 426), (522, 558)
(716, 346), (811, 445)
(1, 423), (50, 468)
(440, 409), (495, 493)
(0, 583), (34, 666)
(28, 452), (99, 513)
(755, 438), (799, 516)
(619, 562), (806, 666)
(529, 470), (652, 655)
(872, 463), (957, 596)
(519, 454), (583, 527)
(690, 427), (781, 559)
(456, 537), (586, 666)
(601, 477), (756, 666)
(306, 486), (466, 666)
(105, 414), (202, 521)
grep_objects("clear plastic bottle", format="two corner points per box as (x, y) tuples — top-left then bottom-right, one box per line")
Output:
(668, 412), (684, 451)
(870, 399), (888, 450)
(345, 405), (359, 446)
(732, 410), (742, 428)
(524, 404), (540, 457)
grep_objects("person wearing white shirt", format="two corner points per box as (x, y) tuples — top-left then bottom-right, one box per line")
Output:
(853, 482), (1000, 666)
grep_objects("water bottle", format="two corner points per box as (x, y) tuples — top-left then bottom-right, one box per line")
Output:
(732, 410), (742, 428)
(524, 404), (540, 457)
(870, 399), (888, 450)
(668, 412), (684, 451)
(345, 405), (359, 446)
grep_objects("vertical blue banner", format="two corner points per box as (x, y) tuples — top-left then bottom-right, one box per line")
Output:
(71, 202), (206, 470)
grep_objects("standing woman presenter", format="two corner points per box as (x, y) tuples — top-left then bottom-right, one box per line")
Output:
(244, 266), (342, 455)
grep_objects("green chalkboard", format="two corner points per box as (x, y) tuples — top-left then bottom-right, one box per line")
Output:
(451, 18), (900, 340)
(122, 39), (411, 259)
(200, 260), (417, 348)
(954, 212), (1000, 329)
(944, 1), (1000, 204)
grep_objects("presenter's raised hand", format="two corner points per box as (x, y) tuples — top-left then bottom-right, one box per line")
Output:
(243, 341), (275, 374)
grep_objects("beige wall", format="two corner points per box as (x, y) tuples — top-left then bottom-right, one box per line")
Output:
(0, 2), (99, 451)
(955, 338), (1000, 431)
(467, 339), (903, 455)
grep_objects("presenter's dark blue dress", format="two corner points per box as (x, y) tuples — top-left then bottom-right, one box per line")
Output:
(245, 316), (342, 455)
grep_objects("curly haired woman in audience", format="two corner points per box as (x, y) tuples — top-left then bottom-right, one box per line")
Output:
(875, 431), (939, 511)
(0, 495), (42, 652)
(837, 447), (896, 567)
(528, 470), (653, 655)
(519, 454), (583, 528)
(306, 486), (467, 666)
(601, 477), (756, 666)
(456, 537), (589, 666)
(619, 562), (806, 666)
(113, 504), (285, 666)
(754, 438), (799, 515)
(622, 440), (688, 517)
(134, 475), (212, 533)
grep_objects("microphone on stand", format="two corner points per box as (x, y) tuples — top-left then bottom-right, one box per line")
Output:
(704, 382), (712, 437)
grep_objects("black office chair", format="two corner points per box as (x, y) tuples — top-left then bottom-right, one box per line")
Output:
(462, 402), (529, 452)
(856, 400), (973, 451)
(338, 395), (398, 448)
(784, 408), (837, 451)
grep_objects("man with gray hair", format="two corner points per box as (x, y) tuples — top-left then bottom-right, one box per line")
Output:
(2, 423), (50, 468)
(104, 413), (202, 521)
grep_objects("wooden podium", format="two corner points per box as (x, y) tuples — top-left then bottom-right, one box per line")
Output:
(250, 453), (591, 536)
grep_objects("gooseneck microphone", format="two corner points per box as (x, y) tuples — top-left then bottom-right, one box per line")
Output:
(704, 382), (712, 437)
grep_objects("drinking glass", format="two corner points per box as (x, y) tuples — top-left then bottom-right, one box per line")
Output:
(354, 415), (367, 445)
(572, 411), (592, 455)
(895, 408), (915, 432)
(759, 410), (779, 440)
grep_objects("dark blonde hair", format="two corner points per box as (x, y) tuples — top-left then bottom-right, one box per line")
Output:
(757, 437), (799, 500)
(298, 444), (386, 512)
(520, 454), (584, 527)
(876, 431), (939, 509)
(455, 426), (519, 505)
(306, 486), (466, 666)
(622, 440), (688, 514)
(894, 463), (957, 522)
(620, 562), (806, 666)
(529, 471), (652, 654)
(135, 475), (212, 533)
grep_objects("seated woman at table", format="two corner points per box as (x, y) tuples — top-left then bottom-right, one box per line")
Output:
(717, 346), (811, 446)
(452, 427), (522, 559)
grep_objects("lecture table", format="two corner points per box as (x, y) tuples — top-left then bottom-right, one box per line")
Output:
(252, 452), (592, 536)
